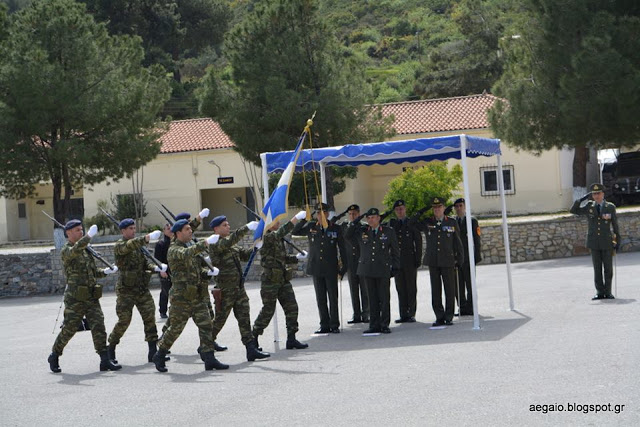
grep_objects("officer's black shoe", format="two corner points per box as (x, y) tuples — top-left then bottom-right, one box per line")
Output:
(214, 341), (228, 352)
(592, 294), (605, 300)
(314, 328), (330, 334)
(432, 320), (445, 327)
(394, 318), (406, 324)
(48, 352), (61, 373)
(329, 327), (340, 333)
(246, 341), (270, 362)
(152, 348), (169, 373)
(406, 317), (416, 323)
(361, 316), (370, 323)
(443, 320), (453, 325)
(99, 351), (122, 371)
(460, 310), (474, 316)
(108, 344), (118, 364)
(454, 312), (460, 317)
(363, 327), (381, 334)
(381, 327), (392, 334)
(605, 294), (615, 299)
(202, 351), (229, 370)
(286, 333), (308, 350)
(347, 316), (362, 324)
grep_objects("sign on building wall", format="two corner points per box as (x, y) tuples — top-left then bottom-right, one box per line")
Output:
(218, 177), (234, 185)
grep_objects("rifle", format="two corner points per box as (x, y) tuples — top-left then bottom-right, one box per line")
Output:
(42, 210), (115, 270)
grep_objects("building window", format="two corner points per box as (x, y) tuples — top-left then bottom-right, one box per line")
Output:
(18, 203), (27, 219)
(480, 165), (515, 196)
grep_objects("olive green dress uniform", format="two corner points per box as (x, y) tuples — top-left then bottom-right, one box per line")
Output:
(108, 236), (158, 347)
(345, 221), (400, 331)
(455, 215), (481, 315)
(570, 196), (620, 297)
(293, 219), (348, 331)
(415, 216), (464, 324)
(389, 217), (422, 321)
(52, 234), (109, 356)
(341, 221), (369, 322)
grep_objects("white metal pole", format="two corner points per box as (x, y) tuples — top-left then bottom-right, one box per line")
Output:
(497, 152), (515, 310)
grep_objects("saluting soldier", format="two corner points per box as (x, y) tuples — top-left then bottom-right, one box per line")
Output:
(570, 183), (620, 300)
(154, 223), (173, 319)
(208, 215), (270, 361)
(415, 197), (464, 326)
(452, 198), (482, 316)
(293, 203), (348, 334)
(389, 200), (422, 323)
(152, 219), (228, 372)
(107, 219), (166, 365)
(252, 211), (309, 350)
(48, 221), (121, 373)
(341, 204), (369, 324)
(345, 207), (400, 334)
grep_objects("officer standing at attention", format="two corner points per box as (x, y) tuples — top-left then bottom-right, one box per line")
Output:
(570, 183), (620, 300)
(293, 203), (348, 333)
(252, 211), (309, 350)
(389, 200), (422, 323)
(154, 223), (173, 319)
(415, 197), (463, 326)
(152, 219), (227, 372)
(208, 215), (270, 361)
(341, 204), (369, 324)
(107, 219), (166, 365)
(345, 208), (400, 334)
(452, 198), (482, 316)
(48, 221), (121, 373)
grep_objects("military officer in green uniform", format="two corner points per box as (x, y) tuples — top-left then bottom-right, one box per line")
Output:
(570, 183), (620, 300)
(48, 221), (121, 373)
(345, 208), (400, 334)
(415, 197), (464, 326)
(452, 198), (482, 316)
(389, 200), (422, 323)
(341, 204), (369, 324)
(252, 210), (309, 350)
(208, 215), (270, 361)
(152, 219), (228, 372)
(107, 219), (166, 365)
(293, 203), (348, 333)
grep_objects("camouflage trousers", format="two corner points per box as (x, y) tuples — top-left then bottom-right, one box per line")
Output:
(253, 280), (299, 337)
(108, 290), (158, 345)
(161, 288), (215, 344)
(52, 297), (107, 355)
(212, 285), (253, 345)
(158, 296), (214, 353)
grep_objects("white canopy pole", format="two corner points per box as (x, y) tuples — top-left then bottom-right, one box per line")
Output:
(497, 152), (515, 310)
(460, 135), (480, 330)
(320, 162), (328, 204)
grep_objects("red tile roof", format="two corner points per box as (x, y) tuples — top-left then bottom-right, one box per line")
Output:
(159, 118), (234, 153)
(380, 93), (499, 135)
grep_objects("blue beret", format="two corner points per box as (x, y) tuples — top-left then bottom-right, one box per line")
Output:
(393, 199), (405, 209)
(171, 219), (189, 233)
(209, 215), (227, 229)
(454, 198), (465, 205)
(118, 218), (135, 229)
(175, 212), (191, 221)
(64, 219), (82, 231)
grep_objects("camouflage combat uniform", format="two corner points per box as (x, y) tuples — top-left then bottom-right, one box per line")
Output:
(52, 234), (108, 355)
(108, 236), (158, 346)
(209, 225), (255, 345)
(252, 221), (300, 337)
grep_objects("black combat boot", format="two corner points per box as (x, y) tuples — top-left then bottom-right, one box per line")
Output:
(48, 352), (61, 373)
(108, 344), (117, 364)
(213, 341), (228, 352)
(286, 333), (309, 350)
(202, 351), (229, 371)
(99, 350), (122, 371)
(152, 348), (169, 372)
(197, 346), (205, 362)
(246, 341), (270, 362)
(254, 335), (262, 351)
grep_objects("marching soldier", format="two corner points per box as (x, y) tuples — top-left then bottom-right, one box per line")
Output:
(152, 219), (228, 372)
(154, 223), (173, 319)
(389, 200), (422, 323)
(415, 197), (464, 326)
(570, 183), (620, 300)
(48, 221), (121, 373)
(293, 203), (348, 334)
(208, 215), (270, 361)
(252, 211), (309, 350)
(107, 219), (166, 365)
(345, 208), (400, 334)
(341, 204), (369, 324)
(452, 198), (482, 316)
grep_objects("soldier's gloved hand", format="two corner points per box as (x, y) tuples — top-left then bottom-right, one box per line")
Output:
(444, 205), (454, 216)
(247, 221), (260, 231)
(207, 267), (220, 276)
(296, 250), (308, 260)
(103, 266), (118, 275)
(206, 234), (220, 244)
(255, 240), (264, 250)
(154, 263), (168, 273)
(198, 208), (210, 219)
(579, 193), (591, 202)
(87, 224), (98, 238)
(295, 210), (307, 220)
(147, 230), (162, 241)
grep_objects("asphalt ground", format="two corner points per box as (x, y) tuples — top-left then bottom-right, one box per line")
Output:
(1, 252), (638, 426)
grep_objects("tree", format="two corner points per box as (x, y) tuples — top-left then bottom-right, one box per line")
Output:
(199, 0), (393, 207)
(0, 0), (171, 224)
(489, 0), (640, 187)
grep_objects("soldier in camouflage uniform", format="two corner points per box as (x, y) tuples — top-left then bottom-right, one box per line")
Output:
(48, 220), (121, 373)
(252, 211), (309, 350)
(107, 219), (166, 365)
(208, 215), (270, 361)
(152, 219), (228, 372)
